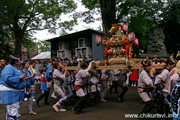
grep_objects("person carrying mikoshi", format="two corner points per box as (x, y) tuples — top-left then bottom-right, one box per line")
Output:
(118, 67), (132, 102)
(154, 58), (176, 115)
(73, 61), (94, 114)
(52, 62), (68, 112)
(100, 70), (111, 102)
(137, 60), (154, 119)
(89, 62), (100, 105)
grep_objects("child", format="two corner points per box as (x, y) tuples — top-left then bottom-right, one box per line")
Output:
(36, 70), (50, 107)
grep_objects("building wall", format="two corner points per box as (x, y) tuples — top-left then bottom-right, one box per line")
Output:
(50, 31), (104, 60)
(92, 33), (104, 60)
(51, 40), (59, 59)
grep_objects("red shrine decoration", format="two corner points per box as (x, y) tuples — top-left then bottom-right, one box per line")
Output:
(133, 38), (139, 46)
(63, 52), (65, 57)
(107, 49), (112, 54)
(121, 48), (126, 54)
(122, 23), (128, 33)
(128, 32), (135, 42)
(96, 35), (102, 45)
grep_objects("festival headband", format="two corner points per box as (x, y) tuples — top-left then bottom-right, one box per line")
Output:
(143, 59), (148, 66)
(170, 57), (177, 64)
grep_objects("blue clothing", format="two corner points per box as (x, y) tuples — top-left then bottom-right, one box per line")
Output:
(40, 76), (49, 91)
(0, 65), (25, 104)
(23, 69), (35, 87)
(150, 76), (155, 84)
(23, 69), (35, 97)
(45, 67), (53, 81)
(170, 82), (180, 120)
(40, 82), (49, 91)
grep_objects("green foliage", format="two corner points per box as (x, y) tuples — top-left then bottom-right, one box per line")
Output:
(159, 0), (180, 54)
(37, 40), (51, 52)
(0, 29), (13, 60)
(80, 0), (180, 55)
(0, 0), (77, 56)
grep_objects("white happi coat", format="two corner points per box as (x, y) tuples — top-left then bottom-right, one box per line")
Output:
(75, 69), (90, 97)
(138, 70), (154, 102)
(154, 68), (170, 92)
(89, 70), (100, 93)
(53, 69), (66, 96)
(169, 73), (180, 94)
(111, 69), (120, 81)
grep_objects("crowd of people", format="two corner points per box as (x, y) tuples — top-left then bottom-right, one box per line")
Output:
(0, 54), (180, 120)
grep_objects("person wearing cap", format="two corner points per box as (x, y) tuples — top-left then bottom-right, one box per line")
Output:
(138, 60), (154, 119)
(0, 55), (26, 120)
(170, 60), (180, 120)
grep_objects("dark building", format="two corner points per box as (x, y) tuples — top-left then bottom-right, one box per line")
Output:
(47, 29), (104, 60)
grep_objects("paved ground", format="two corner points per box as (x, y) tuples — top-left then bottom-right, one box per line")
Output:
(0, 85), (145, 120)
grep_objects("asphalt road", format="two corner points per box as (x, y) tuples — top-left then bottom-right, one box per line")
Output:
(0, 85), (145, 120)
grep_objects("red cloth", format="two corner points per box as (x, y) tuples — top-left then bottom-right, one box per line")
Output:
(74, 85), (81, 91)
(41, 77), (47, 83)
(130, 69), (138, 81)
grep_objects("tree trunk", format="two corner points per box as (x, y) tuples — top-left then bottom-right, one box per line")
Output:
(14, 30), (24, 57)
(99, 0), (116, 39)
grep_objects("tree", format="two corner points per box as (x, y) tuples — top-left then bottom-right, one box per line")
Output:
(37, 40), (51, 53)
(0, 29), (13, 60)
(0, 0), (77, 56)
(159, 0), (180, 55)
(79, 0), (164, 39)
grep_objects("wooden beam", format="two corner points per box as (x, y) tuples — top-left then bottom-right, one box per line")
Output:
(62, 64), (166, 70)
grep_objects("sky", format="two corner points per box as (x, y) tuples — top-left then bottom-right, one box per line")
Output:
(33, 0), (102, 41)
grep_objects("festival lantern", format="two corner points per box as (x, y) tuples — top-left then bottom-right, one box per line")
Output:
(96, 35), (102, 45)
(122, 23), (128, 33)
(107, 49), (112, 54)
(121, 48), (126, 54)
(63, 52), (65, 58)
(128, 32), (135, 42)
(133, 38), (139, 46)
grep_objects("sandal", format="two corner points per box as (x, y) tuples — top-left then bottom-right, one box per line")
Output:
(29, 111), (37, 115)
(101, 99), (107, 102)
(59, 108), (67, 112)
(53, 105), (59, 112)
